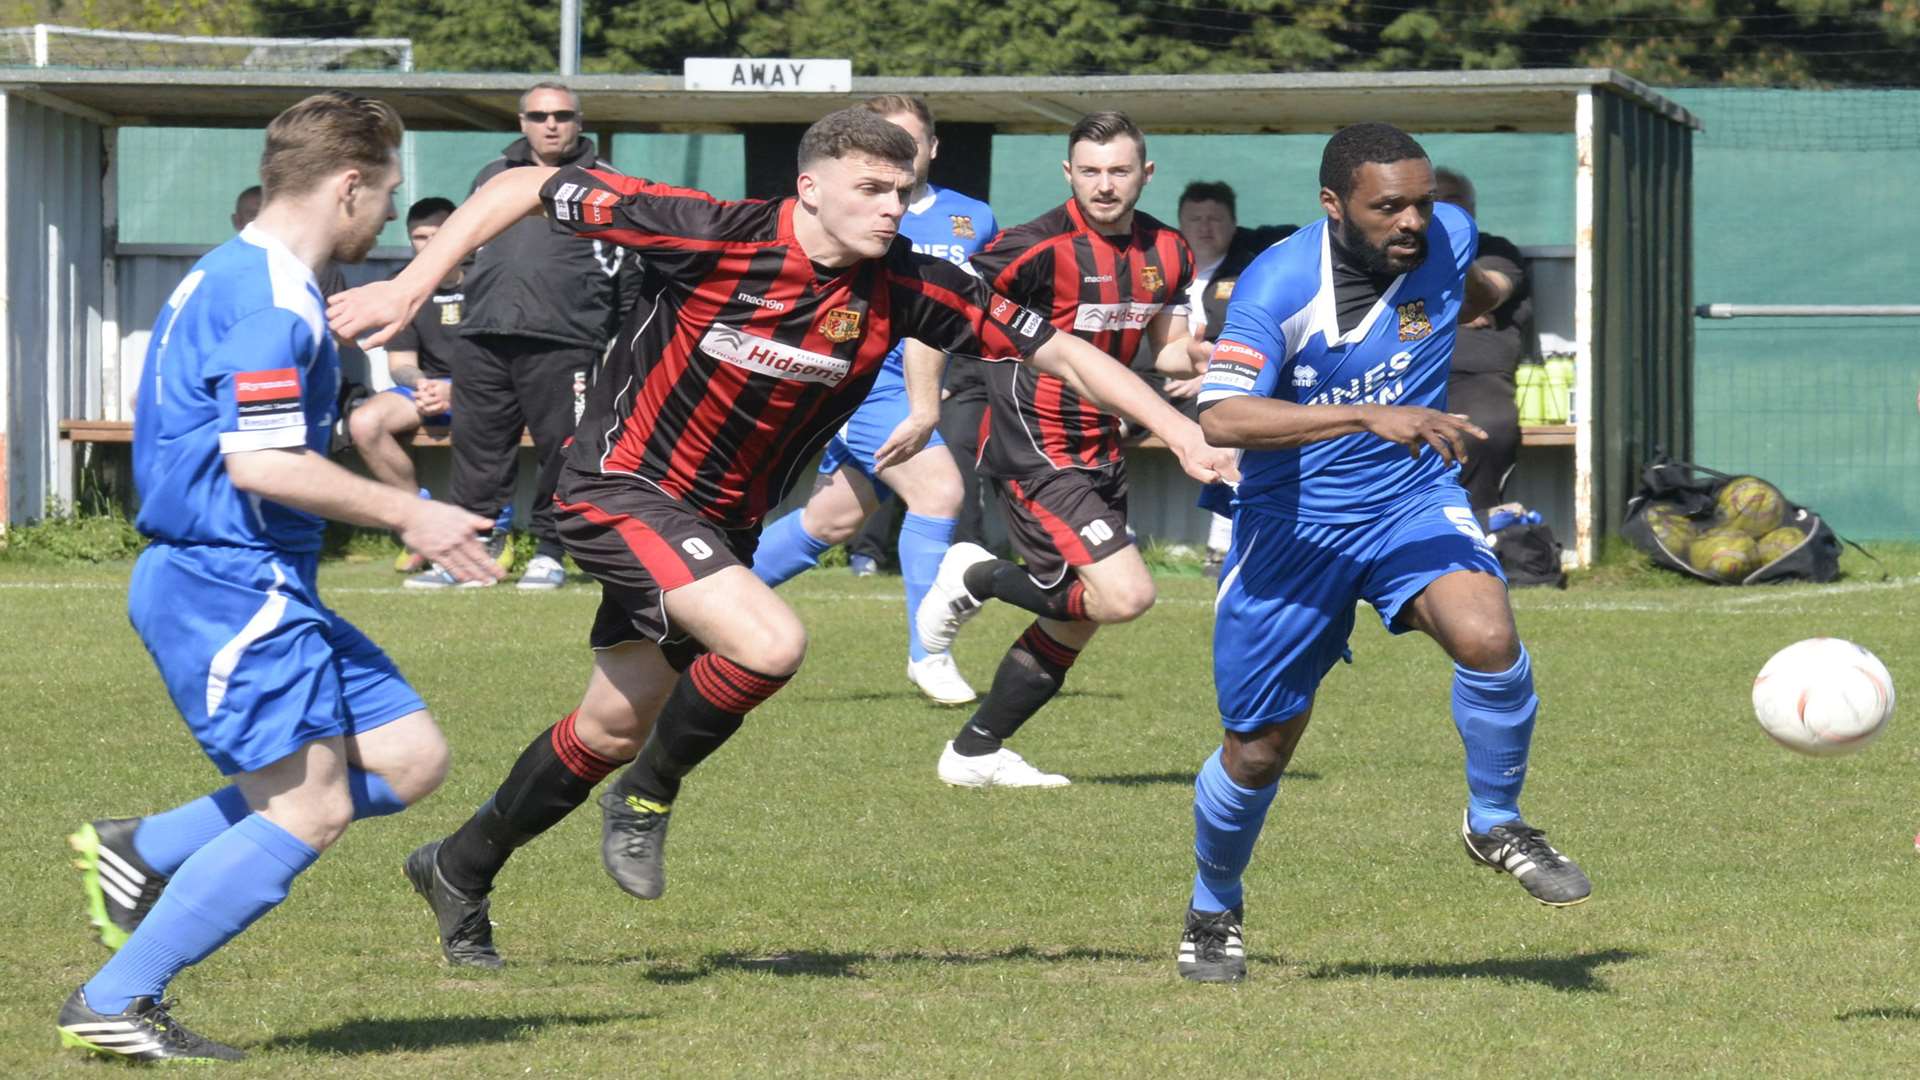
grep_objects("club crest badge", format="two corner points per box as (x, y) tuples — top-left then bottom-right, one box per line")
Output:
(950, 215), (975, 240)
(1398, 300), (1433, 340)
(819, 307), (862, 343)
(439, 301), (462, 326)
(1139, 265), (1164, 292)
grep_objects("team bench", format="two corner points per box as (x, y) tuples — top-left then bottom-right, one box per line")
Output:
(1131, 424), (1576, 450)
(59, 420), (537, 448)
(61, 420), (1574, 451)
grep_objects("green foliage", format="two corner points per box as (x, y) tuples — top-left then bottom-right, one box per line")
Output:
(0, 502), (146, 564)
(237, 0), (1920, 85)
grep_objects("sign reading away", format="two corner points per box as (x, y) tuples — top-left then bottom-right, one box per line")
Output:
(684, 58), (852, 93)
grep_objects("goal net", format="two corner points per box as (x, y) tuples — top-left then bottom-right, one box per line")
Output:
(0, 24), (412, 72)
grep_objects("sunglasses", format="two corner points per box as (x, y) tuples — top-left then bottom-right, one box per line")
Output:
(522, 110), (578, 124)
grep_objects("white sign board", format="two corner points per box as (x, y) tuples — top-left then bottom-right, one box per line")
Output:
(684, 58), (852, 93)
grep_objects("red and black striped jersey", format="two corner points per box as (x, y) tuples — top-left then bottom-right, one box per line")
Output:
(969, 198), (1194, 476)
(540, 166), (1055, 530)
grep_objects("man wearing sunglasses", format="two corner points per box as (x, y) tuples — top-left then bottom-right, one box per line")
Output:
(408, 81), (645, 591)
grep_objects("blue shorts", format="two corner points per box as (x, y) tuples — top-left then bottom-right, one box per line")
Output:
(128, 543), (425, 776)
(385, 379), (451, 427)
(816, 366), (945, 502)
(1212, 481), (1504, 731)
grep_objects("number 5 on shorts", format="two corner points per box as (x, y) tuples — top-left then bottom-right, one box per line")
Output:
(1444, 506), (1489, 546)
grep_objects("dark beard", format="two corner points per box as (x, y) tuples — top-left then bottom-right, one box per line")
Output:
(1339, 214), (1426, 276)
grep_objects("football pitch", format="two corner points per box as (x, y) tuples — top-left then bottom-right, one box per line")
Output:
(5, 552), (1920, 1076)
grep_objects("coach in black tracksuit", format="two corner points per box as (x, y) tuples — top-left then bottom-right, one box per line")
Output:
(452, 83), (645, 585)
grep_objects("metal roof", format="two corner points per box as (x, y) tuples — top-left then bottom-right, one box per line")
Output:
(0, 66), (1701, 133)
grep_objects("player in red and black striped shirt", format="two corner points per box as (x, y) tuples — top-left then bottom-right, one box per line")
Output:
(331, 106), (1233, 964)
(917, 112), (1214, 789)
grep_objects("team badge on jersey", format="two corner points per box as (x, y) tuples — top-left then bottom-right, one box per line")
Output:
(818, 307), (862, 343)
(950, 215), (975, 239)
(1213, 279), (1235, 300)
(1139, 265), (1164, 292)
(1398, 300), (1433, 341)
(440, 301), (462, 326)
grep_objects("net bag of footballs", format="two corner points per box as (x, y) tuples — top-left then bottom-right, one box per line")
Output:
(1620, 458), (1841, 585)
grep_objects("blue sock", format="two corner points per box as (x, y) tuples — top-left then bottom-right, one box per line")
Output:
(1190, 747), (1278, 913)
(899, 513), (956, 662)
(753, 510), (833, 588)
(83, 814), (319, 1014)
(348, 767), (408, 819)
(1453, 645), (1537, 834)
(130, 787), (250, 876)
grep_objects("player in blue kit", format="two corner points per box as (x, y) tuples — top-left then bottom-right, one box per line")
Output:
(56, 92), (500, 1062)
(1175, 123), (1590, 984)
(752, 94), (997, 706)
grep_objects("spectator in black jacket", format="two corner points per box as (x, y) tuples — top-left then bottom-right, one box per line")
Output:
(411, 82), (645, 589)
(1434, 167), (1528, 521)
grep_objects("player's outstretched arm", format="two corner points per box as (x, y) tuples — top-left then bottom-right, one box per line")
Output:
(1199, 397), (1486, 465)
(1460, 261), (1514, 325)
(1028, 333), (1237, 485)
(1147, 309), (1201, 376)
(871, 339), (947, 472)
(328, 166), (559, 348)
(225, 448), (503, 583)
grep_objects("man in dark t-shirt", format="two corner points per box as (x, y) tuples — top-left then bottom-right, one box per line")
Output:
(1434, 168), (1530, 519)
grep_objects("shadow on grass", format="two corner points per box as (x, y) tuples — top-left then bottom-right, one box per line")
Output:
(1304, 947), (1639, 993)
(635, 945), (1162, 984)
(1081, 769), (1320, 787)
(1837, 1006), (1920, 1022)
(261, 1012), (634, 1056)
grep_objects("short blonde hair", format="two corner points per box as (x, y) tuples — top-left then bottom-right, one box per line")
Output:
(260, 91), (404, 200)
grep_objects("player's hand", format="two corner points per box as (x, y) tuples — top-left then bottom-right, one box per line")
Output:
(412, 379), (451, 416)
(1162, 375), (1206, 400)
(328, 280), (425, 350)
(872, 411), (937, 474)
(1357, 405), (1486, 466)
(1170, 433), (1240, 485)
(400, 501), (503, 585)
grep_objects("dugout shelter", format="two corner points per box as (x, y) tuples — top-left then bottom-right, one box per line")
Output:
(0, 68), (1697, 565)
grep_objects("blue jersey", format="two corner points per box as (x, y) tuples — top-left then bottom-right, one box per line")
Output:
(132, 226), (339, 553)
(881, 184), (996, 377)
(1198, 202), (1478, 523)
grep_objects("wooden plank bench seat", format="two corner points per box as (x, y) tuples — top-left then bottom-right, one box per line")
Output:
(60, 420), (536, 448)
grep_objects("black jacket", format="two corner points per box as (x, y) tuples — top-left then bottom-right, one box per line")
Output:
(1196, 224), (1296, 342)
(461, 136), (645, 350)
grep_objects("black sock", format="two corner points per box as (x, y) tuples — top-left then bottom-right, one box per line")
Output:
(608, 653), (793, 806)
(535, 538), (566, 561)
(951, 622), (1082, 756)
(961, 560), (1089, 621)
(438, 712), (624, 896)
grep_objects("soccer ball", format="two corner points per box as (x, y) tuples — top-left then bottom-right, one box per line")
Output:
(1751, 638), (1895, 756)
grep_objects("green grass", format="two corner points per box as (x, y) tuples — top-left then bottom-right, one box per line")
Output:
(5, 547), (1920, 1075)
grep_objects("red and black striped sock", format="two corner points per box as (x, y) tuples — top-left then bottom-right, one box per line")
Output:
(961, 560), (1089, 621)
(610, 654), (793, 806)
(438, 711), (627, 896)
(951, 622), (1082, 756)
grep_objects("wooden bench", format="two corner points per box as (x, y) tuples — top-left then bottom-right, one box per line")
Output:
(60, 420), (536, 448)
(64, 418), (1572, 452)
(1132, 424), (1576, 450)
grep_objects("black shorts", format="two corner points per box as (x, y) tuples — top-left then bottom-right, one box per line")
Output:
(553, 466), (759, 671)
(994, 463), (1131, 587)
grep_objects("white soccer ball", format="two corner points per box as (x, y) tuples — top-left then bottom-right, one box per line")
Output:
(1752, 637), (1895, 756)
